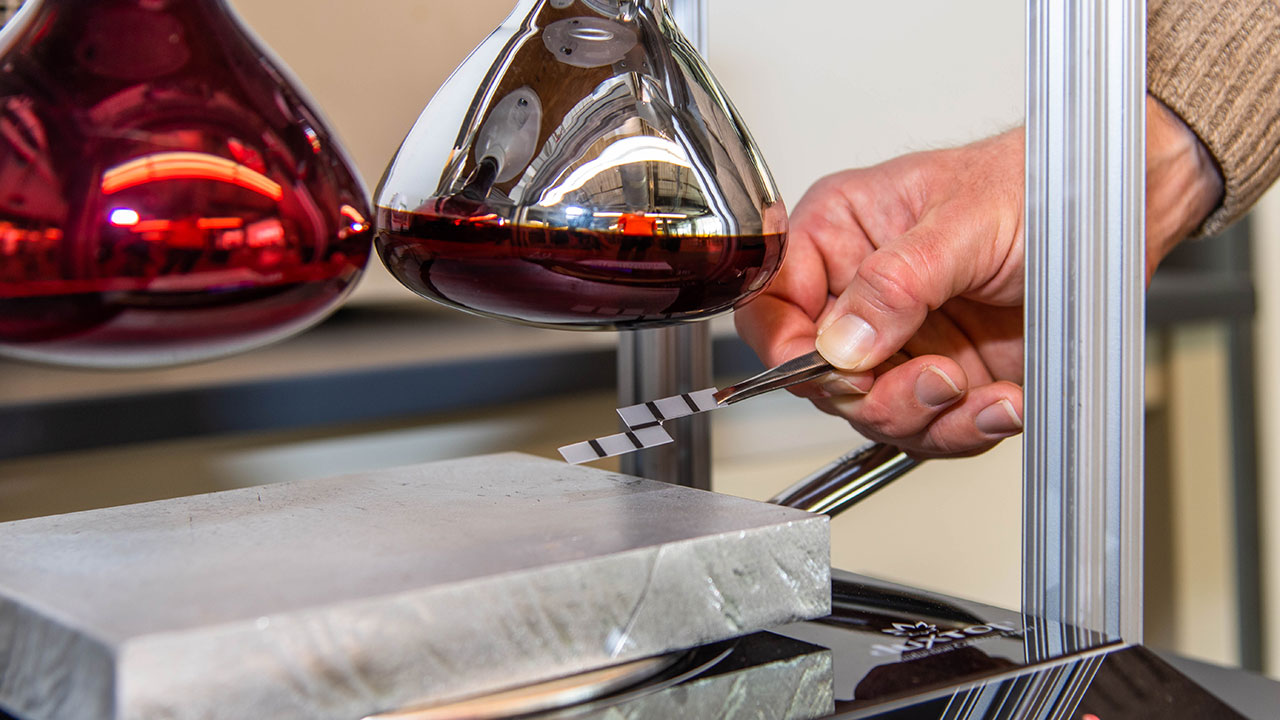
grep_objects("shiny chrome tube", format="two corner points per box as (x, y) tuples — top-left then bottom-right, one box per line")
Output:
(770, 442), (920, 518)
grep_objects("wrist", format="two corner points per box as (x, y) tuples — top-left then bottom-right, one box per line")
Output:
(1145, 94), (1224, 278)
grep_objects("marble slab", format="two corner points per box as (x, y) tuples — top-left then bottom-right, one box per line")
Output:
(0, 453), (830, 720)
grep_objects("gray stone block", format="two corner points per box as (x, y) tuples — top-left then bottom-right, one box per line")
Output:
(0, 453), (829, 720)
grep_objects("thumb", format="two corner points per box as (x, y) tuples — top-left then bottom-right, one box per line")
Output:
(814, 224), (970, 372)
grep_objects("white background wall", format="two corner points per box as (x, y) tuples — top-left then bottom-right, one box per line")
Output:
(705, 0), (1028, 611)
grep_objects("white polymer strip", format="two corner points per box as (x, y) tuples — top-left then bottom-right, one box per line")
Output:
(616, 388), (719, 429)
(1023, 0), (1146, 653)
(559, 424), (675, 465)
(559, 388), (719, 465)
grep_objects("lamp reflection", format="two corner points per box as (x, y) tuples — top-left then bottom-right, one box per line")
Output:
(102, 152), (285, 201)
(109, 208), (140, 227)
(536, 136), (693, 208)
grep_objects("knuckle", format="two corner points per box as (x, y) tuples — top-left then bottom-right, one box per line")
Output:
(852, 395), (905, 436)
(926, 432), (964, 457)
(811, 398), (846, 419)
(801, 173), (847, 206)
(923, 425), (991, 458)
(855, 249), (926, 315)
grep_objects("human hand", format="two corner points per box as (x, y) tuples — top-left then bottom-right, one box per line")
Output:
(736, 129), (1027, 458)
(735, 97), (1222, 459)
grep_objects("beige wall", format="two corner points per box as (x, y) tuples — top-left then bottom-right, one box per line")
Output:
(1249, 186), (1280, 677)
(230, 0), (510, 193)
(1158, 326), (1240, 665)
(229, 0), (515, 303)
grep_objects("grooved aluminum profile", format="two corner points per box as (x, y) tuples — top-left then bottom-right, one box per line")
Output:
(1024, 0), (1146, 649)
(0, 453), (829, 720)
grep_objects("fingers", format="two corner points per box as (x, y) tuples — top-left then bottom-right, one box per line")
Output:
(814, 223), (974, 373)
(733, 294), (821, 368)
(815, 355), (1024, 457)
(734, 168), (891, 384)
(815, 355), (967, 438)
(910, 382), (1024, 459)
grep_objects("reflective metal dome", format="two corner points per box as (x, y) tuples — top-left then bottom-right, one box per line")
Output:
(375, 0), (786, 329)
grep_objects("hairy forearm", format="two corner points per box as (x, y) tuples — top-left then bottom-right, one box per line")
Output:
(1145, 94), (1224, 280)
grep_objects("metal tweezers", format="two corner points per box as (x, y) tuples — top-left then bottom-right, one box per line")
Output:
(716, 350), (922, 519)
(713, 349), (833, 406)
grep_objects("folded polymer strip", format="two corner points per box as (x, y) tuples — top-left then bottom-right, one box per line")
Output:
(558, 388), (720, 465)
(559, 424), (674, 465)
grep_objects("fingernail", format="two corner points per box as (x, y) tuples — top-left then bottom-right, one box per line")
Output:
(916, 365), (962, 407)
(815, 315), (877, 371)
(820, 374), (870, 397)
(976, 399), (1023, 435)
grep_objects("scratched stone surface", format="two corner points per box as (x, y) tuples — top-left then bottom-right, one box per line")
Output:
(0, 453), (829, 720)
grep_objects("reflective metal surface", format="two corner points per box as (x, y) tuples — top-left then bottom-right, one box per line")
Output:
(771, 443), (921, 519)
(374, 0), (786, 329)
(363, 653), (684, 720)
(363, 633), (836, 720)
(1023, 0), (1146, 645)
(619, 323), (713, 488)
(617, 0), (713, 491)
(714, 349), (834, 406)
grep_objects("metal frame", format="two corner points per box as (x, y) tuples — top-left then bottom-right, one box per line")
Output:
(617, 325), (713, 489)
(1024, 0), (1147, 643)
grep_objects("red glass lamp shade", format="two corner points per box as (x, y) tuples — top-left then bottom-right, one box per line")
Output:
(0, 0), (371, 367)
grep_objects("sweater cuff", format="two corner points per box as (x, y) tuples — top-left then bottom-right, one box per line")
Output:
(1148, 0), (1280, 236)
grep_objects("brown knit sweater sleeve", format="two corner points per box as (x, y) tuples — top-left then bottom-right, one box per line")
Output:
(1149, 0), (1280, 236)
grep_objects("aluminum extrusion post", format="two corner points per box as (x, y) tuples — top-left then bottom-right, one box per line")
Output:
(1024, 0), (1146, 647)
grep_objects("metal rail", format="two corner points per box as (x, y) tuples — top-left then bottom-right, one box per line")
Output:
(1024, 0), (1147, 645)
